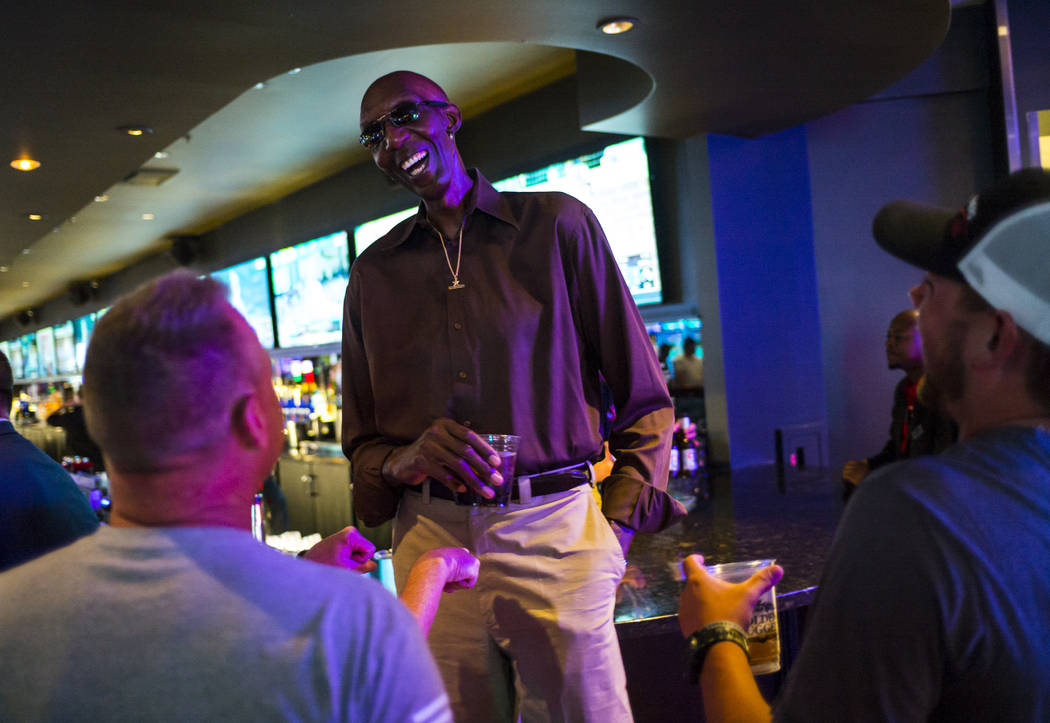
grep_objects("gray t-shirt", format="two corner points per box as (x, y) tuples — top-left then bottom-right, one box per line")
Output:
(776, 426), (1050, 721)
(0, 525), (451, 722)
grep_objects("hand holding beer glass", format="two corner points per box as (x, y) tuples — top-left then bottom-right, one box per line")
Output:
(678, 555), (785, 675)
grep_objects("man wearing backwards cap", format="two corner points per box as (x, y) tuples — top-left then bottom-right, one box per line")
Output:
(677, 168), (1050, 721)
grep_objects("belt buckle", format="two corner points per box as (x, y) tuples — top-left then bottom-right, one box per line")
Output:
(516, 476), (533, 505)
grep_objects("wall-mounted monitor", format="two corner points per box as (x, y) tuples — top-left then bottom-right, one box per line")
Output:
(21, 333), (40, 379)
(36, 327), (57, 377)
(352, 137), (662, 305)
(53, 321), (78, 375)
(211, 257), (275, 348)
(269, 231), (350, 348)
(73, 313), (95, 373)
(353, 207), (417, 257)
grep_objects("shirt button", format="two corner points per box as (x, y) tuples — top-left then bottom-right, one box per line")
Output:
(457, 371), (468, 380)
(453, 322), (463, 330)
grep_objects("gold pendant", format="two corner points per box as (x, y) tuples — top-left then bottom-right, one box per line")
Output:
(448, 280), (465, 290)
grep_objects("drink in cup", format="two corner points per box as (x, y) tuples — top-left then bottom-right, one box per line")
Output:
(454, 434), (520, 507)
(704, 559), (781, 674)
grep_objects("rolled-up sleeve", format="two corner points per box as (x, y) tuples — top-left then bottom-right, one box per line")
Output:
(563, 204), (686, 532)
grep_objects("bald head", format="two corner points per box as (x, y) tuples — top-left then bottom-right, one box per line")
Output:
(360, 71), (450, 125)
(886, 308), (923, 373)
(889, 309), (919, 332)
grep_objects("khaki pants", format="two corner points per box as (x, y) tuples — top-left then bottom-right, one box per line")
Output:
(393, 483), (631, 723)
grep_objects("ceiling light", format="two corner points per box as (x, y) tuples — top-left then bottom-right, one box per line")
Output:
(254, 82), (266, 90)
(0, 266), (8, 273)
(288, 67), (302, 75)
(142, 213), (155, 220)
(10, 158), (41, 171)
(22, 281), (30, 288)
(95, 194), (109, 202)
(26, 213), (46, 221)
(22, 249), (31, 254)
(119, 125), (153, 136)
(597, 16), (637, 34)
(154, 151), (169, 159)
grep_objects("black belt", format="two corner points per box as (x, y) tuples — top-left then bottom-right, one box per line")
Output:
(409, 462), (592, 504)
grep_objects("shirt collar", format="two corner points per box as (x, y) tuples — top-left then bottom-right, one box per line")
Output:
(378, 169), (519, 249)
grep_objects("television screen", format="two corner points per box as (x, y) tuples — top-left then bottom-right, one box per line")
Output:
(73, 313), (95, 373)
(352, 137), (662, 305)
(36, 327), (57, 377)
(353, 207), (417, 257)
(270, 231), (350, 348)
(211, 257), (274, 348)
(21, 334), (40, 379)
(54, 321), (77, 375)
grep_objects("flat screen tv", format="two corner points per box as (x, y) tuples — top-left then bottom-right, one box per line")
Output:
(54, 321), (77, 375)
(36, 327), (57, 377)
(73, 313), (95, 373)
(21, 333), (39, 379)
(270, 231), (350, 348)
(352, 137), (663, 305)
(211, 257), (275, 348)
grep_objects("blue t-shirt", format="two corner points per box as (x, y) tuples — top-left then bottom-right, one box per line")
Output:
(776, 426), (1050, 721)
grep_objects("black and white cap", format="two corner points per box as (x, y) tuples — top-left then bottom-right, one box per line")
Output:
(873, 168), (1050, 345)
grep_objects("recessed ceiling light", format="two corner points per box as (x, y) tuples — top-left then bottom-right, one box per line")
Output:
(22, 281), (30, 288)
(9, 158), (41, 171)
(288, 67), (302, 75)
(142, 213), (155, 221)
(22, 249), (31, 254)
(597, 16), (637, 34)
(95, 194), (109, 202)
(254, 82), (266, 90)
(119, 125), (153, 136)
(154, 151), (169, 159)
(0, 266), (8, 273)
(26, 213), (46, 221)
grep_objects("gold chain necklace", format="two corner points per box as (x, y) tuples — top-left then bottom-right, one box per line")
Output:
(436, 222), (465, 290)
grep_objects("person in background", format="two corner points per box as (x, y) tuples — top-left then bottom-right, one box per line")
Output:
(0, 271), (473, 722)
(344, 70), (684, 722)
(46, 384), (105, 469)
(678, 168), (1050, 720)
(841, 309), (956, 497)
(671, 336), (704, 395)
(0, 350), (99, 573)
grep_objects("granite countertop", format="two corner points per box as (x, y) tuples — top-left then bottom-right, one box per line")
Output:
(614, 465), (845, 637)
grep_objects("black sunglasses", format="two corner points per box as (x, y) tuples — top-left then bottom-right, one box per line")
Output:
(359, 100), (450, 150)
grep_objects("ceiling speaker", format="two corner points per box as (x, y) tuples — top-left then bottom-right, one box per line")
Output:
(170, 236), (203, 266)
(17, 309), (35, 327)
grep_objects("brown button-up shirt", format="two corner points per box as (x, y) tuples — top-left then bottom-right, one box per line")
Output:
(342, 171), (684, 532)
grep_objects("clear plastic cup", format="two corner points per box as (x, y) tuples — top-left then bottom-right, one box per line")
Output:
(454, 434), (520, 507)
(704, 559), (780, 674)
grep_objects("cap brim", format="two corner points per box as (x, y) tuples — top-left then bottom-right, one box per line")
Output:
(872, 201), (960, 278)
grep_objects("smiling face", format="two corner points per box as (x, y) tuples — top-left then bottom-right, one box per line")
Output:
(359, 72), (464, 202)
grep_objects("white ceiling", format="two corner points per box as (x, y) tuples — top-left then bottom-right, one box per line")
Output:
(0, 0), (952, 324)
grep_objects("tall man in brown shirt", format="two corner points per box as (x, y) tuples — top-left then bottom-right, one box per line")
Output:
(342, 71), (685, 721)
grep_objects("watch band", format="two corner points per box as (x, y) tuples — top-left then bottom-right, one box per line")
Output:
(685, 620), (750, 684)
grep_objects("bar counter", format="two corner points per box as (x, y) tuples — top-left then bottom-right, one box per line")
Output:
(614, 464), (845, 720)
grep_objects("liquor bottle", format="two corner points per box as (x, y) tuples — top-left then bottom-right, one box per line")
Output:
(668, 420), (681, 479)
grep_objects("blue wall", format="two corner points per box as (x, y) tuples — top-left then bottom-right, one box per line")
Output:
(706, 127), (827, 467)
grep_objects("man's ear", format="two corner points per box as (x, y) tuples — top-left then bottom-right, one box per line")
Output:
(231, 392), (267, 449)
(445, 104), (462, 136)
(974, 310), (1023, 371)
